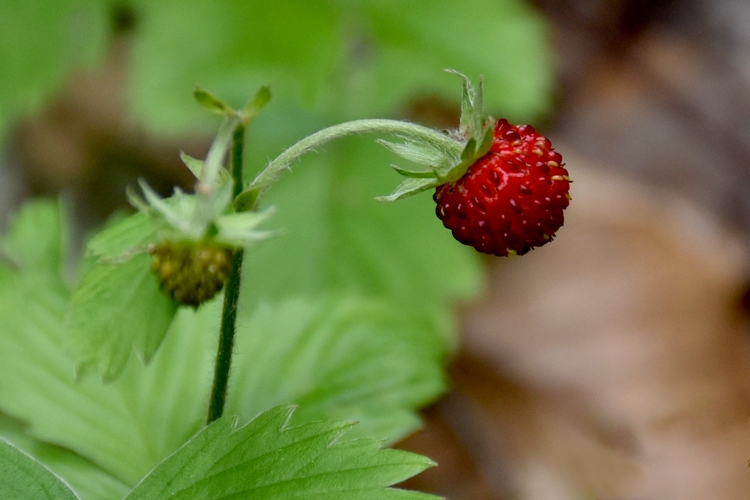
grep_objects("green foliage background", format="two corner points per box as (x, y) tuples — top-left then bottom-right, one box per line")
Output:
(0, 0), (553, 497)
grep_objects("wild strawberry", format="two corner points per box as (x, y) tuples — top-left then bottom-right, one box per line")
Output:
(124, 160), (275, 307)
(149, 241), (233, 307)
(433, 119), (570, 256)
(267, 70), (570, 257)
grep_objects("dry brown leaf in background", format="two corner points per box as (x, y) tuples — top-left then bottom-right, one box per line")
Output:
(402, 153), (750, 499)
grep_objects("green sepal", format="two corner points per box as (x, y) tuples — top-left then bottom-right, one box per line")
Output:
(439, 160), (470, 185)
(190, 180), (234, 234)
(137, 180), (194, 235)
(390, 165), (438, 179)
(180, 151), (231, 183)
(193, 87), (234, 116)
(377, 137), (454, 168)
(233, 187), (260, 213)
(460, 138), (477, 161)
(179, 151), (204, 179)
(478, 119), (495, 153)
(214, 207), (280, 247)
(439, 124), (492, 183)
(474, 77), (485, 139)
(379, 71), (495, 198)
(241, 86), (272, 124)
(375, 177), (439, 202)
(446, 69), (486, 141)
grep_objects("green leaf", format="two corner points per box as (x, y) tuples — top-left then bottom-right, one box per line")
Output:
(0, 0), (109, 143)
(67, 255), (177, 380)
(0, 199), (65, 273)
(0, 439), (78, 500)
(193, 87), (233, 115)
(0, 414), (129, 500)
(0, 255), (445, 491)
(85, 211), (156, 262)
(0, 272), (215, 487)
(227, 297), (447, 443)
(126, 406), (438, 500)
(242, 85), (272, 122)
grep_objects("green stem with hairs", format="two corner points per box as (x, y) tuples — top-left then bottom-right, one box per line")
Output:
(207, 122), (246, 424)
(208, 116), (459, 420)
(239, 118), (463, 211)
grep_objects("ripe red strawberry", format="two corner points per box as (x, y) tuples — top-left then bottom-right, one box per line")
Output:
(433, 119), (570, 256)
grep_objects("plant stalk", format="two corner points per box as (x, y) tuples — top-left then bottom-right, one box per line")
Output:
(247, 118), (463, 207)
(230, 125), (245, 199)
(207, 122), (246, 424)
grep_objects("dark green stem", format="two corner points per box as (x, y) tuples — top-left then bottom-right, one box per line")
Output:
(207, 248), (244, 423)
(207, 122), (246, 424)
(230, 124), (245, 199)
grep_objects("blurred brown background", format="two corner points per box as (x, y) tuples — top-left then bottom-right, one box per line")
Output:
(399, 0), (750, 498)
(5, 0), (750, 498)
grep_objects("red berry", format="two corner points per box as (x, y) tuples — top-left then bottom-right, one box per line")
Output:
(433, 119), (570, 256)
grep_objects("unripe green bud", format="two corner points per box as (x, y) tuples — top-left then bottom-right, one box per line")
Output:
(149, 241), (233, 307)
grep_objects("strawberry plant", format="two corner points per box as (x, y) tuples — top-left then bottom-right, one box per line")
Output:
(0, 1), (556, 497)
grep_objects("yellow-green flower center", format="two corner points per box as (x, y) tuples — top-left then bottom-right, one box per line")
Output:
(149, 241), (233, 307)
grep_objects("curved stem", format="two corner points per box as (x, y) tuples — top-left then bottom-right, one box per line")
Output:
(247, 119), (462, 208)
(207, 122), (246, 424)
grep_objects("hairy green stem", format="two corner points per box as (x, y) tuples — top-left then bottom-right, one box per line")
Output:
(207, 248), (243, 423)
(230, 125), (245, 199)
(207, 122), (246, 424)
(247, 118), (462, 208)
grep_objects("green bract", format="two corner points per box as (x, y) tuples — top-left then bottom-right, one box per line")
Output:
(126, 118), (276, 253)
(67, 90), (277, 379)
(375, 71), (495, 201)
(127, 180), (276, 249)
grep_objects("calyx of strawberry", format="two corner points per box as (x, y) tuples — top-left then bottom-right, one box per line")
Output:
(126, 114), (277, 250)
(99, 88), (276, 267)
(375, 71), (494, 201)
(110, 87), (277, 307)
